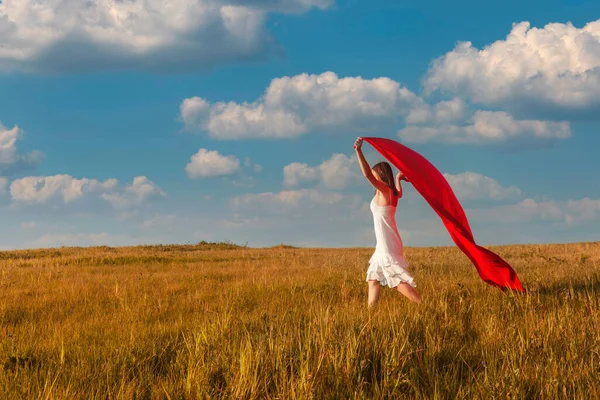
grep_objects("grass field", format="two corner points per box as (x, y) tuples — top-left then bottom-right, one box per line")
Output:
(0, 241), (599, 399)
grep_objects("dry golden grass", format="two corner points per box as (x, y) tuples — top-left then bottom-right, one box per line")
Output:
(0, 241), (599, 399)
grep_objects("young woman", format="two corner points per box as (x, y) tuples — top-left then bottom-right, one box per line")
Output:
(354, 137), (421, 306)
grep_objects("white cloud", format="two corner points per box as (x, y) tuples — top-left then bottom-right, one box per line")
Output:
(101, 176), (166, 209)
(0, 0), (333, 73)
(564, 198), (600, 224)
(0, 121), (44, 174)
(425, 19), (600, 116)
(10, 174), (164, 210)
(231, 188), (352, 211)
(405, 98), (466, 125)
(10, 175), (118, 203)
(443, 172), (522, 201)
(399, 110), (571, 146)
(470, 197), (600, 225)
(179, 72), (419, 139)
(185, 148), (241, 179)
(283, 163), (319, 186)
(230, 189), (366, 225)
(284, 153), (359, 189)
(180, 72), (571, 147)
(0, 123), (20, 165)
(481, 199), (563, 223)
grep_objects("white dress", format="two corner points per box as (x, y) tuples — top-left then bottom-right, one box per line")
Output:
(366, 197), (416, 288)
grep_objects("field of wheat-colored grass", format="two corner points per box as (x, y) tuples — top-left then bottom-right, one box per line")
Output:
(0, 241), (599, 399)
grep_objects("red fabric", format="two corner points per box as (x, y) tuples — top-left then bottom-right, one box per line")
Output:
(363, 137), (525, 293)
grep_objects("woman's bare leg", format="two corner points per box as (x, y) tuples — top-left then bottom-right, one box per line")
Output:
(368, 280), (381, 307)
(395, 283), (421, 304)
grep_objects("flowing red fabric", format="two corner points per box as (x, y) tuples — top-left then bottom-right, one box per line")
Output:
(363, 137), (525, 293)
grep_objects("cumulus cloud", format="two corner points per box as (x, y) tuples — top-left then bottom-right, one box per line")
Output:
(179, 71), (570, 148)
(230, 188), (364, 218)
(232, 188), (348, 209)
(179, 72), (419, 139)
(283, 153), (359, 189)
(228, 0), (334, 13)
(443, 172), (522, 201)
(10, 175), (118, 203)
(564, 198), (600, 224)
(0, 122), (44, 174)
(283, 163), (318, 186)
(185, 148), (241, 179)
(399, 110), (571, 146)
(405, 98), (467, 125)
(101, 176), (166, 209)
(10, 175), (164, 210)
(470, 197), (600, 225)
(425, 19), (600, 117)
(0, 0), (333, 73)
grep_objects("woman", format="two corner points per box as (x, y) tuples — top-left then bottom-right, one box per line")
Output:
(354, 137), (421, 306)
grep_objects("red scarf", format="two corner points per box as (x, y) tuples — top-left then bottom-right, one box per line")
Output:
(364, 137), (526, 292)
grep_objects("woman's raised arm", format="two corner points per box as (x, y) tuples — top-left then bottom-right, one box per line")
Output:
(354, 137), (390, 194)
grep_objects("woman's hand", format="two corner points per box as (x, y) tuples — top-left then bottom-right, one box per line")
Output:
(354, 137), (363, 150)
(397, 171), (409, 182)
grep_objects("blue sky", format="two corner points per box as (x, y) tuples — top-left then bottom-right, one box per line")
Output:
(0, 0), (599, 248)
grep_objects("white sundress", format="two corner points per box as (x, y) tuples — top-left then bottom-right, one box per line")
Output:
(366, 197), (416, 288)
